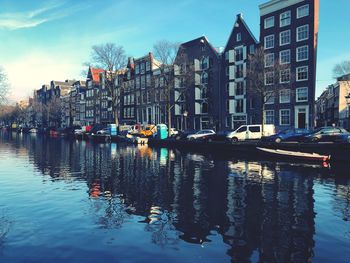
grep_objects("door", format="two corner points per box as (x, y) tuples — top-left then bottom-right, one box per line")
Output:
(298, 112), (306, 129)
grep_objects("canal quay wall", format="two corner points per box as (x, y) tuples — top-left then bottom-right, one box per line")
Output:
(147, 138), (350, 163)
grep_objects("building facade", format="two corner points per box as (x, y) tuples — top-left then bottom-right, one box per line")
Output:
(259, 0), (319, 130)
(221, 14), (259, 130)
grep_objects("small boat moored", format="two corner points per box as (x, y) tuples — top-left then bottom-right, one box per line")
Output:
(257, 147), (331, 162)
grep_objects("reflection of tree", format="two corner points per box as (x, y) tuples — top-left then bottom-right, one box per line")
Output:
(0, 214), (11, 248)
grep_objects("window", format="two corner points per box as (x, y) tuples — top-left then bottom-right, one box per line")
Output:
(235, 99), (244, 113)
(297, 25), (309, 41)
(279, 89), (291, 103)
(146, 74), (151, 86)
(265, 53), (274, 67)
(296, 66), (308, 81)
(250, 45), (255, 54)
(236, 64), (244, 78)
(265, 72), (274, 85)
(236, 33), (241, 42)
(237, 126), (247, 133)
(280, 30), (291, 46)
(201, 72), (208, 84)
(235, 81), (244, 96)
(296, 45), (309, 61)
(225, 51), (229, 61)
(264, 16), (274, 29)
(280, 109), (290, 125)
(296, 87), (308, 102)
(280, 69), (290, 83)
(264, 110), (274, 124)
(280, 50), (290, 64)
(264, 35), (274, 49)
(146, 61), (151, 71)
(265, 91), (274, 104)
(235, 47), (243, 61)
(249, 126), (260, 133)
(202, 102), (209, 114)
(135, 64), (140, 74)
(201, 57), (209, 69)
(280, 11), (291, 27)
(297, 4), (309, 18)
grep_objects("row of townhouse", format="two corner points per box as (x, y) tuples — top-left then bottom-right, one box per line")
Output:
(29, 0), (318, 131)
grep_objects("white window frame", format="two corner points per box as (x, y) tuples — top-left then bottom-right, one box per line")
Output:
(264, 16), (274, 29)
(236, 33), (241, 42)
(280, 11), (291, 27)
(279, 50), (290, 64)
(264, 72), (274, 86)
(297, 4), (309, 19)
(296, 66), (308, 81)
(280, 69), (290, 83)
(265, 53), (275, 68)
(279, 109), (290, 126)
(279, 30), (291, 46)
(296, 45), (309, 62)
(264, 34), (274, 49)
(279, 89), (291, 103)
(296, 87), (308, 102)
(264, 110), (274, 124)
(297, 25), (309, 42)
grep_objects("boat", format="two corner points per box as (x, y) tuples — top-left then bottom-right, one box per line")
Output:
(257, 147), (330, 162)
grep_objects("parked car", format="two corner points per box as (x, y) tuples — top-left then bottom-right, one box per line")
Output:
(226, 124), (276, 142)
(261, 128), (310, 143)
(200, 130), (234, 142)
(187, 129), (216, 141)
(174, 129), (196, 140)
(96, 128), (110, 135)
(302, 127), (350, 143)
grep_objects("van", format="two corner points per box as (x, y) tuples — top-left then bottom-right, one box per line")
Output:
(226, 124), (275, 142)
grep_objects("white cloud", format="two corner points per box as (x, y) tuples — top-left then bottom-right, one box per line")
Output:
(0, 1), (82, 30)
(5, 52), (83, 101)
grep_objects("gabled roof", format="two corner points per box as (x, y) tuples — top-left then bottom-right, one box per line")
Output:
(89, 67), (105, 82)
(224, 13), (258, 51)
(179, 36), (220, 59)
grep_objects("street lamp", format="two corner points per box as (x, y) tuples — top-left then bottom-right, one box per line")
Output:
(183, 110), (188, 131)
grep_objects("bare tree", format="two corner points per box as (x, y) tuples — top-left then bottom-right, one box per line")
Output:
(153, 40), (194, 135)
(0, 66), (9, 106)
(246, 46), (293, 132)
(47, 97), (62, 127)
(333, 60), (350, 90)
(88, 43), (127, 126)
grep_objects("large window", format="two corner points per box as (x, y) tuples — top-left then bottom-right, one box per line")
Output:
(280, 11), (291, 27)
(236, 64), (244, 78)
(265, 72), (274, 85)
(235, 99), (244, 113)
(201, 72), (208, 84)
(264, 110), (274, 124)
(280, 30), (291, 46)
(235, 47), (243, 61)
(265, 53), (274, 67)
(297, 4), (309, 18)
(280, 109), (290, 125)
(279, 89), (291, 103)
(265, 91), (275, 104)
(297, 25), (309, 41)
(235, 81), (244, 96)
(280, 50), (290, 64)
(296, 87), (308, 102)
(296, 45), (309, 61)
(201, 57), (209, 70)
(280, 69), (290, 83)
(264, 16), (274, 29)
(264, 35), (274, 49)
(296, 66), (308, 81)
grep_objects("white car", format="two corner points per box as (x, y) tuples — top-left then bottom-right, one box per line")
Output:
(187, 129), (215, 141)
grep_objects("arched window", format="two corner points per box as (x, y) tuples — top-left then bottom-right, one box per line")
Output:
(202, 102), (209, 114)
(201, 57), (209, 69)
(201, 87), (208, 99)
(201, 72), (208, 84)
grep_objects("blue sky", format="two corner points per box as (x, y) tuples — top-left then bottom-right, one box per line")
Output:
(0, 0), (349, 101)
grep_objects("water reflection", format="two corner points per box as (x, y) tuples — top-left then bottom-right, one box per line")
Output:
(1, 131), (350, 262)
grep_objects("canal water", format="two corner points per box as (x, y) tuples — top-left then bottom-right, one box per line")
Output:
(0, 132), (349, 263)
